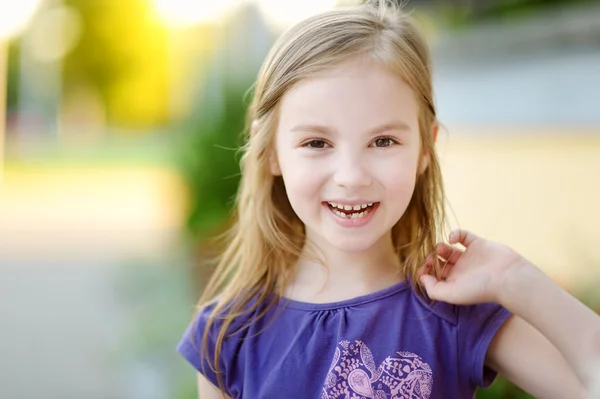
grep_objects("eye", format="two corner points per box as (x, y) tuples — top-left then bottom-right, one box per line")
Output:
(372, 137), (397, 148)
(303, 139), (330, 149)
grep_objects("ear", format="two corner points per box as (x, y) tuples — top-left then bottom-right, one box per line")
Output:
(269, 151), (281, 176)
(419, 123), (438, 174)
(251, 120), (259, 137)
(252, 119), (281, 176)
(432, 123), (439, 142)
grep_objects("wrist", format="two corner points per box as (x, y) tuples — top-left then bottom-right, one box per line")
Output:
(497, 259), (542, 309)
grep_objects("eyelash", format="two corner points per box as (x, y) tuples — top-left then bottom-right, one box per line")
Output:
(301, 136), (399, 149)
(371, 137), (399, 148)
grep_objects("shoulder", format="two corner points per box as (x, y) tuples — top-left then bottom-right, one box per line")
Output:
(453, 301), (512, 388)
(176, 300), (225, 369)
(408, 283), (511, 329)
(182, 293), (268, 346)
(407, 283), (512, 387)
(176, 300), (224, 391)
(406, 282), (459, 325)
(176, 295), (269, 393)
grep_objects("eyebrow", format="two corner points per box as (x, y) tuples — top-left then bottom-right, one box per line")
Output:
(290, 121), (412, 135)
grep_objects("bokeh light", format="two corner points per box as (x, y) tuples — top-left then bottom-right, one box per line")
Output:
(0, 0), (43, 39)
(256, 0), (340, 30)
(28, 5), (82, 63)
(152, 0), (241, 27)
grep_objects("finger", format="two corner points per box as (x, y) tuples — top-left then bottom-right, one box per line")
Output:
(435, 242), (463, 264)
(426, 253), (438, 269)
(449, 229), (478, 247)
(420, 274), (456, 302)
(417, 255), (434, 277)
(424, 252), (454, 280)
(424, 252), (454, 270)
(438, 259), (454, 280)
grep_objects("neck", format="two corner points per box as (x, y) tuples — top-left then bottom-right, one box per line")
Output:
(286, 232), (404, 303)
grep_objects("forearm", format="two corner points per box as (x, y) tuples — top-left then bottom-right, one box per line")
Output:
(499, 261), (600, 388)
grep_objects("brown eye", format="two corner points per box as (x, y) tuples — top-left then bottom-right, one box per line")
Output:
(305, 140), (328, 149)
(373, 137), (394, 147)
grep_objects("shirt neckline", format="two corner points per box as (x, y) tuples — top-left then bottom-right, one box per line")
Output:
(279, 280), (409, 311)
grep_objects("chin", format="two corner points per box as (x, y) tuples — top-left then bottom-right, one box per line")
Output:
(323, 234), (382, 253)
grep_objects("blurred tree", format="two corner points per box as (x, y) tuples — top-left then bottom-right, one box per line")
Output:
(477, 377), (534, 398)
(179, 82), (248, 239)
(178, 3), (272, 239)
(427, 0), (598, 27)
(62, 0), (169, 129)
(6, 43), (20, 111)
(174, 3), (273, 302)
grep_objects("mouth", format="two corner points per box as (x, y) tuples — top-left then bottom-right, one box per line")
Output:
(323, 201), (379, 219)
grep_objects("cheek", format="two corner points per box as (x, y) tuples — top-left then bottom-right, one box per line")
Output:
(377, 156), (419, 201)
(386, 179), (417, 220)
(279, 154), (325, 201)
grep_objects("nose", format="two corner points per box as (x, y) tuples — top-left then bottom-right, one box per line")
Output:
(332, 151), (372, 189)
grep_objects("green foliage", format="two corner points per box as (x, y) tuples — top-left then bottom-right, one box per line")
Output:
(477, 376), (534, 398)
(178, 81), (251, 238)
(6, 42), (21, 110)
(62, 0), (169, 127)
(176, 6), (270, 239)
(436, 0), (597, 28)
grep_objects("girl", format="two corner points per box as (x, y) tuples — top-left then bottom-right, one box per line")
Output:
(177, 1), (600, 398)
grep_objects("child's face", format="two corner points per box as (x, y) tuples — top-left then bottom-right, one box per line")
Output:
(273, 58), (425, 255)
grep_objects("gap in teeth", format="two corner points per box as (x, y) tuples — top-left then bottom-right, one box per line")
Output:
(329, 203), (374, 219)
(329, 202), (373, 212)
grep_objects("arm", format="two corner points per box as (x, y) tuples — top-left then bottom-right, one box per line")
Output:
(496, 261), (600, 389)
(486, 314), (585, 399)
(197, 373), (231, 399)
(177, 303), (233, 399)
(419, 230), (600, 394)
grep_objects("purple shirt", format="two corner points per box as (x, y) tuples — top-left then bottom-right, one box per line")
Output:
(177, 281), (511, 398)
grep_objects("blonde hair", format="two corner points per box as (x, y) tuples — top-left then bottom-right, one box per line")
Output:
(194, 0), (446, 393)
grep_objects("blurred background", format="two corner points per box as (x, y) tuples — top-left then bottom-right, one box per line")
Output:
(0, 0), (599, 398)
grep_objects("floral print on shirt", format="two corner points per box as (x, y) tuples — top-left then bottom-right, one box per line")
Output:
(321, 340), (433, 399)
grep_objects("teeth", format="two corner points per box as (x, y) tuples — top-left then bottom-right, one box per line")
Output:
(327, 202), (375, 211)
(332, 208), (369, 219)
(350, 211), (366, 219)
(333, 209), (347, 218)
(327, 201), (373, 219)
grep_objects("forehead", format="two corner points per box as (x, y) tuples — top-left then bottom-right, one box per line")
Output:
(277, 58), (420, 133)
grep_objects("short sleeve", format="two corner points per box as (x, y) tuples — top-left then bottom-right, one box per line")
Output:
(457, 302), (512, 388)
(176, 303), (226, 390)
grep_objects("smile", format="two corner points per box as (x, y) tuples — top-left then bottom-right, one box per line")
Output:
(326, 201), (375, 219)
(322, 201), (380, 228)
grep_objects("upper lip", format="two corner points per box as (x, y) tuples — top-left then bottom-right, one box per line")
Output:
(324, 200), (377, 205)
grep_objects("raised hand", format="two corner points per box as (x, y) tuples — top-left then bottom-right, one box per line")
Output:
(418, 229), (528, 305)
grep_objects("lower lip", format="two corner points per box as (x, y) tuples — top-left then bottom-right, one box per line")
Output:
(322, 202), (379, 228)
